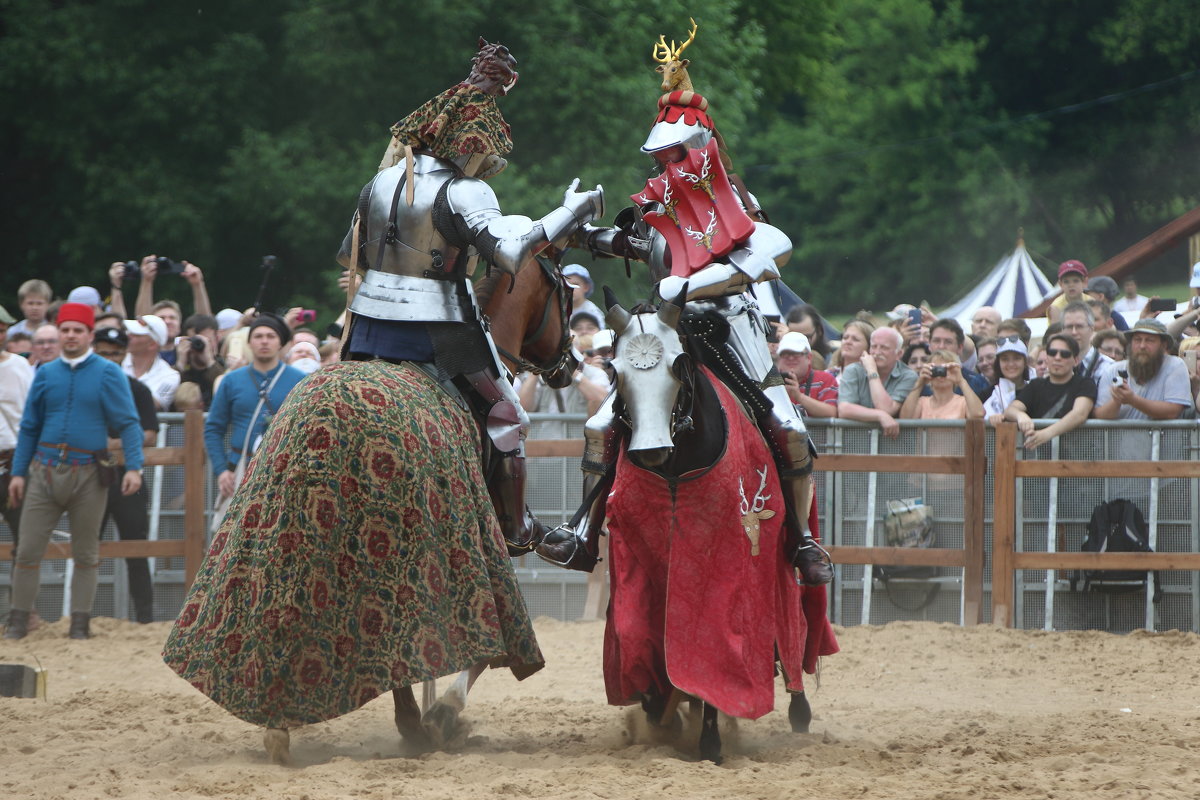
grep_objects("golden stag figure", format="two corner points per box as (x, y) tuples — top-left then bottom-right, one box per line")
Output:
(652, 17), (698, 92)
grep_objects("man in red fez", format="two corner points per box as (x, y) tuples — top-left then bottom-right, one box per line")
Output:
(3, 303), (144, 641)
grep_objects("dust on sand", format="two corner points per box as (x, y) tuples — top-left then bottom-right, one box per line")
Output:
(2, 616), (1199, 799)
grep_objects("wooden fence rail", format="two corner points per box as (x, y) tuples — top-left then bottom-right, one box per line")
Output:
(531, 419), (1198, 628)
(0, 409), (208, 589)
(3, 415), (1195, 629)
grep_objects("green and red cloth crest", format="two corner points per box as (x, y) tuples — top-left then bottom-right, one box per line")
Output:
(390, 82), (513, 161)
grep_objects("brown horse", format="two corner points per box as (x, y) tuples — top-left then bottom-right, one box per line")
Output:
(163, 254), (574, 767)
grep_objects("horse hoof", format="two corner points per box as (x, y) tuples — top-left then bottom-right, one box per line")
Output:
(788, 692), (812, 733)
(698, 729), (723, 764)
(422, 693), (470, 750)
(395, 712), (433, 753)
(263, 728), (292, 766)
(698, 704), (723, 764)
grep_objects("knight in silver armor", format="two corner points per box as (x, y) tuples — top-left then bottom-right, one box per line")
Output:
(536, 54), (831, 584)
(338, 39), (604, 555)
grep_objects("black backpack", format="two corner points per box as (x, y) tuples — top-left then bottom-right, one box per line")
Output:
(1070, 499), (1163, 603)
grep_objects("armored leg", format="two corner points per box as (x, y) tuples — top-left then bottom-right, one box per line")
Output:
(708, 293), (832, 585)
(536, 393), (622, 572)
(459, 369), (546, 556)
(761, 383), (833, 585)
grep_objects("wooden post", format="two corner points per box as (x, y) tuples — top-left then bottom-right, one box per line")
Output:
(961, 418), (986, 625)
(1023, 204), (1200, 318)
(183, 409), (207, 591)
(991, 422), (1017, 626)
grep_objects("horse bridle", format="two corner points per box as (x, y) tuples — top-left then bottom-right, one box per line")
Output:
(493, 256), (575, 379)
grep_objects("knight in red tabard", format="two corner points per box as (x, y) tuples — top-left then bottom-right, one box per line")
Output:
(538, 22), (832, 588)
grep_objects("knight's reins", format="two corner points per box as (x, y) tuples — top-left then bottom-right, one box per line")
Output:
(493, 257), (575, 377)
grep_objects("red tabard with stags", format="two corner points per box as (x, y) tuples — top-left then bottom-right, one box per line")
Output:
(631, 139), (756, 276)
(603, 367), (839, 719)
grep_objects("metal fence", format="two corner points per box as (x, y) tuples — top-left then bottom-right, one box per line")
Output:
(810, 418), (1200, 633)
(0, 412), (594, 624)
(3, 413), (1199, 632)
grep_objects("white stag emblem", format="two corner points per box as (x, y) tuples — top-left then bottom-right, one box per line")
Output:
(659, 175), (680, 225)
(738, 466), (776, 556)
(676, 149), (715, 200)
(684, 209), (719, 251)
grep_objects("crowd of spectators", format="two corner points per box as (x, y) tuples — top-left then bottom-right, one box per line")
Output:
(1, 262), (340, 632)
(763, 258), (1200, 448)
(4, 254), (1200, 630)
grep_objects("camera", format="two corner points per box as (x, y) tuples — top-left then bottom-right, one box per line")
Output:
(296, 309), (317, 324)
(931, 365), (947, 378)
(189, 335), (207, 352)
(1112, 369), (1129, 386)
(121, 257), (186, 280)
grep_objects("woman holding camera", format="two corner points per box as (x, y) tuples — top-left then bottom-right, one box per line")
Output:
(900, 350), (984, 420)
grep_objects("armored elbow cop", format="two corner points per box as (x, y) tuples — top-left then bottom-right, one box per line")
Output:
(656, 223), (791, 303)
(473, 182), (605, 275)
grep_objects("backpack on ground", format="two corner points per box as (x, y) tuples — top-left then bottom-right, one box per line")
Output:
(874, 498), (937, 582)
(1070, 499), (1163, 603)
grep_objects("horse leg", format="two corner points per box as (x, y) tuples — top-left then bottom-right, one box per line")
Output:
(393, 687), (433, 752)
(788, 691), (813, 733)
(640, 687), (683, 736)
(421, 661), (488, 749)
(263, 727), (292, 766)
(698, 702), (722, 764)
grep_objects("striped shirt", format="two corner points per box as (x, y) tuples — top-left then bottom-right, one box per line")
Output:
(796, 368), (838, 406)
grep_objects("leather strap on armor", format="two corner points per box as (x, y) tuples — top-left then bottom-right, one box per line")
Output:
(373, 171), (409, 271)
(678, 310), (774, 421)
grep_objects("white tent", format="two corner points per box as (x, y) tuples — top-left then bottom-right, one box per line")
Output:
(940, 243), (1055, 331)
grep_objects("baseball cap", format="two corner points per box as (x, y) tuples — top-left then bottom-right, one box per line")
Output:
(777, 331), (812, 354)
(569, 310), (601, 330)
(1190, 261), (1200, 289)
(884, 303), (917, 322)
(94, 326), (129, 348)
(1057, 260), (1088, 280)
(0, 303), (15, 325)
(994, 336), (1028, 357)
(67, 286), (102, 306)
(562, 264), (593, 296)
(124, 314), (168, 346)
(1086, 275), (1119, 301)
(215, 307), (241, 330)
(592, 329), (614, 350)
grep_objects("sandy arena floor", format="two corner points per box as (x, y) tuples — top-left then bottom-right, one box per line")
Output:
(2, 615), (1198, 799)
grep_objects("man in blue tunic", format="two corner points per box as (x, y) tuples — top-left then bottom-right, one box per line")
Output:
(4, 303), (145, 640)
(203, 314), (305, 517)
